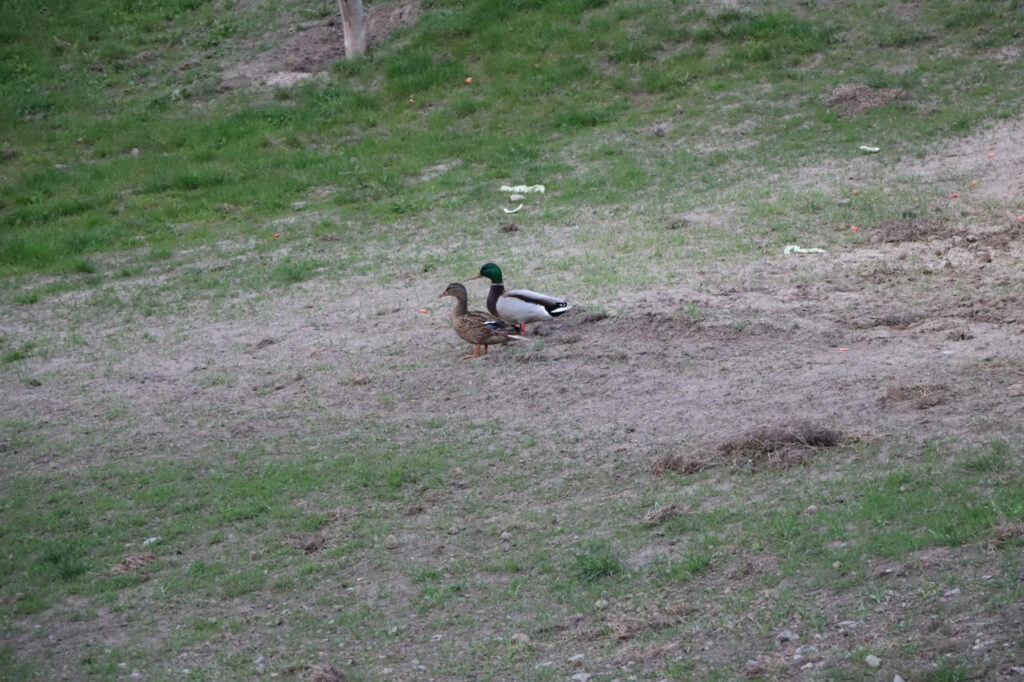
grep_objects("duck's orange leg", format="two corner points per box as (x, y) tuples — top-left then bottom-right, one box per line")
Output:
(462, 343), (484, 359)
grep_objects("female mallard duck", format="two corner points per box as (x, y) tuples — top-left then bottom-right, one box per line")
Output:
(471, 262), (571, 333)
(439, 282), (525, 359)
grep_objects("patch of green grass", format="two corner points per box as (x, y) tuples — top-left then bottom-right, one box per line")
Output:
(652, 551), (713, 583)
(657, 439), (1024, 580)
(1, 0), (1022, 282)
(0, 430), (465, 615)
(920, 661), (975, 681)
(572, 538), (624, 582)
(2, 340), (37, 363)
(959, 439), (1011, 473)
(40, 539), (91, 581)
(0, 646), (37, 678)
(267, 259), (322, 286)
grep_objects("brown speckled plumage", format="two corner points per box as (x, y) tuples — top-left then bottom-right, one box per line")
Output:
(439, 282), (524, 358)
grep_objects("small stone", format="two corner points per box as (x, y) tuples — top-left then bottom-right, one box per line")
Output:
(894, 675), (906, 682)
(568, 653), (585, 663)
(802, 504), (819, 516)
(775, 629), (798, 645)
(55, 163), (68, 170)
(130, 148), (140, 157)
(794, 645), (816, 659)
(509, 193), (525, 202)
(510, 633), (531, 646)
(865, 654), (882, 668)
(291, 201), (307, 210)
(594, 598), (608, 609)
(570, 674), (591, 682)
(832, 561), (841, 569)
(384, 535), (399, 549)
(943, 587), (961, 597)
(1007, 384), (1023, 398)
(499, 531), (512, 541)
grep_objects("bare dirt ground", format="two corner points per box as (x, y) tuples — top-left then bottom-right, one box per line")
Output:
(10, 110), (1023, 476)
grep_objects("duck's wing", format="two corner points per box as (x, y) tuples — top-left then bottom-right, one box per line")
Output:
(502, 289), (571, 315)
(464, 311), (523, 336)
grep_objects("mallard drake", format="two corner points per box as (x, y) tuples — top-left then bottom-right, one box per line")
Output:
(439, 282), (525, 359)
(471, 262), (571, 333)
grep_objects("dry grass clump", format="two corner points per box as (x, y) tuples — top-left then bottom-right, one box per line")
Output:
(109, 553), (155, 575)
(823, 83), (908, 115)
(874, 310), (924, 328)
(606, 612), (675, 641)
(309, 664), (346, 682)
(988, 521), (1024, 549)
(285, 532), (325, 554)
(640, 503), (686, 525)
(882, 383), (948, 409)
(651, 453), (715, 476)
(716, 422), (843, 468)
(653, 422), (843, 474)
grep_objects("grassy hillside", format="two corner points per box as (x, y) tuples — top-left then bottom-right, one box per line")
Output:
(2, 0), (1023, 281)
(2, 1), (1024, 680)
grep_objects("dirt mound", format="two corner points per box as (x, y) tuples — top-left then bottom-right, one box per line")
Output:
(717, 421), (843, 462)
(823, 83), (908, 115)
(653, 422), (844, 475)
(869, 218), (951, 243)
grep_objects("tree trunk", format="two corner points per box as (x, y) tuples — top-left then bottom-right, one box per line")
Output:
(337, 0), (366, 58)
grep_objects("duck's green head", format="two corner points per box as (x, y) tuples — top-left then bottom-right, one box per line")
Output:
(473, 262), (503, 284)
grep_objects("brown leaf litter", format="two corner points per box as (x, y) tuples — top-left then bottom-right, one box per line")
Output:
(109, 553), (156, 575)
